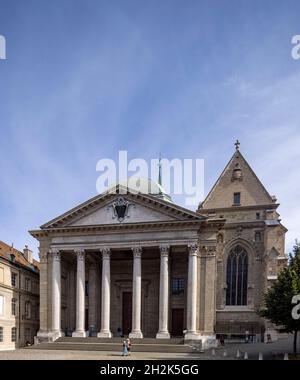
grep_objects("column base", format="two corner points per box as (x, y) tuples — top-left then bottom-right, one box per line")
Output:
(156, 331), (170, 339)
(97, 331), (112, 338)
(72, 330), (88, 338)
(129, 331), (143, 339)
(46, 330), (65, 342)
(34, 330), (54, 344)
(184, 331), (201, 341)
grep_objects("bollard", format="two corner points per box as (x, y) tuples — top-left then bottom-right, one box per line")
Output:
(244, 351), (248, 360)
(211, 348), (215, 356)
(223, 349), (227, 357)
(236, 349), (241, 358)
(283, 353), (289, 360)
(258, 352), (263, 360)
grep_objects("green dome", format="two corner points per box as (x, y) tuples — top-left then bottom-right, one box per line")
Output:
(118, 177), (172, 203)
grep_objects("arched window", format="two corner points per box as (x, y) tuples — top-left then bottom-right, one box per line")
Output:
(226, 245), (248, 305)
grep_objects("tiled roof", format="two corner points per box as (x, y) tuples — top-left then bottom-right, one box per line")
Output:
(0, 241), (40, 273)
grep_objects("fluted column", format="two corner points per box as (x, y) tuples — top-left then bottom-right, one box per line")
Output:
(129, 247), (143, 338)
(98, 248), (112, 338)
(36, 248), (48, 338)
(88, 263), (97, 336)
(156, 245), (170, 339)
(50, 248), (64, 338)
(72, 249), (87, 337)
(185, 244), (200, 340)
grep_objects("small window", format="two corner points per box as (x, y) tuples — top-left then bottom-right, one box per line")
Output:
(25, 278), (31, 292)
(85, 281), (89, 297)
(256, 212), (260, 220)
(172, 278), (185, 295)
(11, 327), (17, 342)
(11, 272), (17, 287)
(11, 298), (16, 316)
(0, 327), (3, 342)
(255, 231), (262, 242)
(233, 192), (241, 205)
(25, 301), (31, 319)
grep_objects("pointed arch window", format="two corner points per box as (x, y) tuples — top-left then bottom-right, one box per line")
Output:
(226, 245), (248, 305)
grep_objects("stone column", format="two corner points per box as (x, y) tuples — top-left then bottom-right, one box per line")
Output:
(36, 247), (49, 340)
(185, 244), (200, 340)
(129, 247), (143, 339)
(199, 246), (217, 349)
(98, 248), (112, 338)
(69, 268), (76, 332)
(72, 249), (87, 337)
(156, 245), (170, 339)
(88, 263), (97, 336)
(51, 248), (64, 339)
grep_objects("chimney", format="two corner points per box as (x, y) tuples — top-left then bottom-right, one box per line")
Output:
(23, 245), (33, 264)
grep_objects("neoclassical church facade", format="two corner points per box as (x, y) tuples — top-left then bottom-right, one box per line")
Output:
(30, 144), (287, 348)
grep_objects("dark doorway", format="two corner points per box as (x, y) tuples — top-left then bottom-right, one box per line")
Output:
(122, 292), (132, 336)
(171, 308), (184, 337)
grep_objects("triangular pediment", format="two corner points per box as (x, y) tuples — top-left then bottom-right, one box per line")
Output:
(199, 149), (275, 210)
(41, 185), (204, 229)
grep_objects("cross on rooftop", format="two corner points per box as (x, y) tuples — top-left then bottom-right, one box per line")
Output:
(235, 139), (240, 150)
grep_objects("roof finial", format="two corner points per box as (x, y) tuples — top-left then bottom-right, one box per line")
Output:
(235, 139), (240, 150)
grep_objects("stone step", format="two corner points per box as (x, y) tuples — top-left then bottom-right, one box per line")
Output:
(57, 337), (184, 345)
(31, 341), (193, 353)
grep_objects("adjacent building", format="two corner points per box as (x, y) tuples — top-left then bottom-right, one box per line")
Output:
(0, 241), (39, 350)
(30, 144), (287, 348)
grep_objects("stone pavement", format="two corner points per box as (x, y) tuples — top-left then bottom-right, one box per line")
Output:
(0, 334), (298, 360)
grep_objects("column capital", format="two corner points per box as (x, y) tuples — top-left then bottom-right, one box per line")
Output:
(38, 249), (48, 264)
(200, 245), (217, 257)
(74, 249), (85, 261)
(100, 247), (111, 260)
(132, 246), (142, 258)
(159, 245), (170, 257)
(49, 248), (61, 262)
(188, 243), (198, 256)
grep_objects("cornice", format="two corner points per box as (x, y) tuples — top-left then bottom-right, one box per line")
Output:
(199, 203), (279, 214)
(29, 219), (204, 239)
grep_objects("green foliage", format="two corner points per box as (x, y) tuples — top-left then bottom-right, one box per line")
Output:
(259, 245), (300, 333)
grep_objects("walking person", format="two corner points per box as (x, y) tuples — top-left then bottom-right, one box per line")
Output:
(126, 338), (131, 356)
(122, 340), (128, 356)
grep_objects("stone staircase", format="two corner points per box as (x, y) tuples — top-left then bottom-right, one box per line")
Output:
(31, 337), (194, 353)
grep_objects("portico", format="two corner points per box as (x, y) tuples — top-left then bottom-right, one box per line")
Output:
(31, 183), (222, 347)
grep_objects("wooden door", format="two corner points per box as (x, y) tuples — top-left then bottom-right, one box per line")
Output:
(171, 308), (184, 337)
(122, 292), (132, 336)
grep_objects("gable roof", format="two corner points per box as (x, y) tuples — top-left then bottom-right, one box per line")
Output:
(0, 241), (40, 272)
(199, 148), (276, 210)
(40, 184), (205, 229)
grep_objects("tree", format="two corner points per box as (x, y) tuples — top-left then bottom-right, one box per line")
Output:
(259, 244), (300, 354)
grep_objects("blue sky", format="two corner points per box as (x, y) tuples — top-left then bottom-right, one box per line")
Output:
(0, 0), (300, 258)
